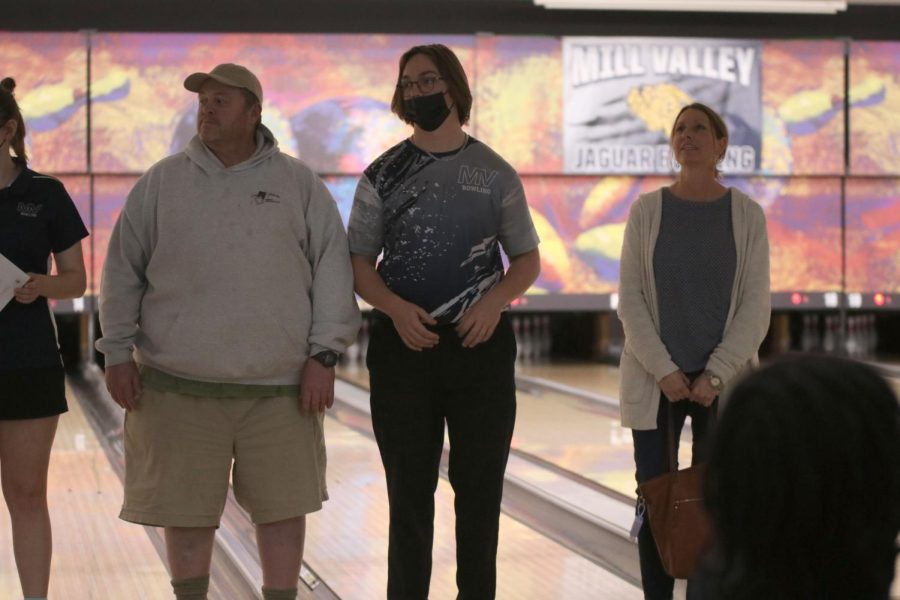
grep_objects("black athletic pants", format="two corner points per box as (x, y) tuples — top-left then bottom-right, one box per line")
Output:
(367, 312), (517, 600)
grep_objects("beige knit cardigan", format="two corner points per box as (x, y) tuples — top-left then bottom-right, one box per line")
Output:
(617, 187), (771, 430)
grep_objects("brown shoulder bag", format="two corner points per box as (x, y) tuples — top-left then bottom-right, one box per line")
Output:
(636, 407), (714, 579)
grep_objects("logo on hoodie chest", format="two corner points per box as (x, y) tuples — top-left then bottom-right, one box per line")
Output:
(251, 191), (281, 205)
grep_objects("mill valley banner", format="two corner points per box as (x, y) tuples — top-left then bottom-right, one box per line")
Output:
(563, 37), (763, 175)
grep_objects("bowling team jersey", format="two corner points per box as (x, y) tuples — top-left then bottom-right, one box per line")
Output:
(0, 168), (88, 368)
(348, 136), (539, 324)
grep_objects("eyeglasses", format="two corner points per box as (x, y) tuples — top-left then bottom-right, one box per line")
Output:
(397, 75), (444, 95)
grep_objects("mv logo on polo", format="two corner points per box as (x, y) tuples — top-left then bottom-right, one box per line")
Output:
(17, 202), (43, 218)
(458, 165), (497, 195)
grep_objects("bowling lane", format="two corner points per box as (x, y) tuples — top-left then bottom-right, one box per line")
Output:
(520, 356), (900, 402)
(307, 411), (643, 599)
(871, 361), (900, 397)
(888, 375), (900, 398)
(517, 362), (622, 399)
(337, 362), (691, 500)
(0, 385), (171, 599)
(338, 360), (370, 389)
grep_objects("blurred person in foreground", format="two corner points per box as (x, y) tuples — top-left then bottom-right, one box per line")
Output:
(702, 355), (900, 600)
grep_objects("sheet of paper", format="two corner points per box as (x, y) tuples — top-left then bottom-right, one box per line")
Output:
(0, 252), (28, 311)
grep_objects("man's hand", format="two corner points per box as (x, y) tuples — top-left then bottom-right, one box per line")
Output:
(106, 361), (142, 411)
(300, 358), (335, 413)
(658, 369), (691, 402)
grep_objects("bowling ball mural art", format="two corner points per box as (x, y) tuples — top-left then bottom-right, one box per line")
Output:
(88, 32), (472, 173)
(846, 178), (900, 294)
(730, 176), (842, 292)
(90, 176), (141, 298)
(850, 42), (900, 175)
(6, 31), (892, 309)
(759, 41), (845, 175)
(21, 71), (130, 134)
(0, 33), (89, 173)
(167, 93), (404, 167)
(529, 208), (574, 294)
(320, 176), (358, 229)
(53, 176), (93, 293)
(290, 96), (407, 173)
(521, 173), (842, 298)
(776, 89), (841, 137)
(168, 101), (299, 158)
(90, 33), (208, 172)
(169, 110), (199, 155)
(474, 35), (563, 174)
(844, 44), (900, 295)
(572, 176), (639, 284)
(522, 175), (669, 295)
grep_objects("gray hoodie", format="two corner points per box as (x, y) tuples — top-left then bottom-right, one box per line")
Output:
(97, 127), (360, 385)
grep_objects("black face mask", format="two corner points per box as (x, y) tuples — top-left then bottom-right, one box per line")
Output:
(404, 92), (451, 132)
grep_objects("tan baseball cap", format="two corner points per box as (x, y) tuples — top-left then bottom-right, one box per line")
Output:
(183, 63), (263, 103)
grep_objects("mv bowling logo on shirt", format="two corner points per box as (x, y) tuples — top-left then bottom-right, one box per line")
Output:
(16, 202), (43, 218)
(458, 165), (497, 195)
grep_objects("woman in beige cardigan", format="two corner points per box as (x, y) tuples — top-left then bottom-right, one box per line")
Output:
(617, 103), (771, 599)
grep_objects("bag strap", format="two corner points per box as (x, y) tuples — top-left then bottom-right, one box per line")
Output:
(665, 393), (719, 474)
(666, 403), (678, 474)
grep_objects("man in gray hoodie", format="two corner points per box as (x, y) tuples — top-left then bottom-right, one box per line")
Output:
(96, 63), (360, 600)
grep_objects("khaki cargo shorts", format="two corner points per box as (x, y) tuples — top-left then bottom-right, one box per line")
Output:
(119, 386), (327, 527)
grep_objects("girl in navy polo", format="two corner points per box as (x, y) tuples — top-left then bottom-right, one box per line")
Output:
(0, 77), (88, 600)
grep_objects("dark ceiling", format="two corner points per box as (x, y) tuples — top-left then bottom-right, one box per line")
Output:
(6, 0), (900, 39)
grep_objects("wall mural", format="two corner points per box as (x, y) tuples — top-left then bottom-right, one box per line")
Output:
(0, 32), (87, 173)
(2, 32), (896, 302)
(89, 33), (472, 173)
(849, 42), (900, 176)
(846, 178), (900, 294)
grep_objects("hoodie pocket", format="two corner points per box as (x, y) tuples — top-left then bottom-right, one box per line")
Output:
(155, 310), (306, 380)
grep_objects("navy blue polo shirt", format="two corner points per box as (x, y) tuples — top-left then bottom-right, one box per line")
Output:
(0, 168), (88, 369)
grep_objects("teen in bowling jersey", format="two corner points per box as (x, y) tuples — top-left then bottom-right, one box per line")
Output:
(348, 44), (541, 599)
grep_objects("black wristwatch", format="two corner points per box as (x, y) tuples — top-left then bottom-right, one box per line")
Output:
(311, 350), (340, 368)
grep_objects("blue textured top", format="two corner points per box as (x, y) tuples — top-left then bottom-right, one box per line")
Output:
(653, 187), (736, 372)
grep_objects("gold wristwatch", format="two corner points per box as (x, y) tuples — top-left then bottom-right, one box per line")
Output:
(705, 370), (723, 391)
